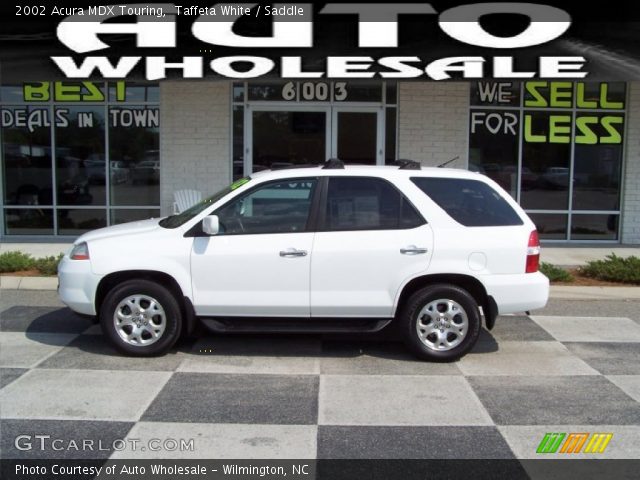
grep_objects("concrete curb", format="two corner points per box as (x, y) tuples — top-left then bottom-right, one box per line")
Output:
(1, 276), (58, 291)
(549, 285), (640, 300)
(1, 275), (640, 300)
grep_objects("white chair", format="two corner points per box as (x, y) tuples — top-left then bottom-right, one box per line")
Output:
(173, 189), (202, 214)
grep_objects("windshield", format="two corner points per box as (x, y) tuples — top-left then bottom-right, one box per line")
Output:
(159, 177), (251, 229)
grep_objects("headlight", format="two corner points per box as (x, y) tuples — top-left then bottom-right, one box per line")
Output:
(70, 242), (90, 260)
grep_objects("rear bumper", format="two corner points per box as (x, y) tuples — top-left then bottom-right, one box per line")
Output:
(481, 271), (549, 315)
(57, 256), (102, 316)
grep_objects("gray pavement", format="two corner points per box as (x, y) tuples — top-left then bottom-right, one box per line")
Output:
(0, 290), (639, 461)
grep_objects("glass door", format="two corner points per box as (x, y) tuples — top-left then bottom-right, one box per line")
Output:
(245, 106), (384, 175)
(331, 107), (383, 165)
(246, 106), (330, 174)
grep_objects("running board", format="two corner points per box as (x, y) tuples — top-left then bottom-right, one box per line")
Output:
(199, 317), (392, 334)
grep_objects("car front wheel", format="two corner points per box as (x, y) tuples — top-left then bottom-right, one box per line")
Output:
(399, 284), (481, 362)
(99, 279), (182, 356)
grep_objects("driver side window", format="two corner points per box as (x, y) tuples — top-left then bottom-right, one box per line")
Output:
(215, 178), (317, 235)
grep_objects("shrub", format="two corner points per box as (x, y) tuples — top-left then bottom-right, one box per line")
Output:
(0, 251), (64, 275)
(0, 251), (34, 273)
(580, 254), (640, 285)
(540, 262), (574, 282)
(32, 254), (64, 276)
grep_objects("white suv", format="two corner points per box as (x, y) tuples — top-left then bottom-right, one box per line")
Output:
(58, 160), (549, 361)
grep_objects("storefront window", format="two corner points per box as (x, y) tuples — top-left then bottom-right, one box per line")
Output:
(469, 108), (519, 198)
(5, 208), (53, 235)
(110, 209), (161, 224)
(108, 84), (158, 103)
(572, 113), (624, 212)
(55, 106), (106, 206)
(2, 106), (53, 206)
(1, 81), (160, 236)
(521, 111), (571, 211)
(469, 81), (626, 241)
(571, 214), (619, 240)
(232, 83), (245, 103)
(248, 82), (287, 101)
(109, 106), (160, 206)
(57, 209), (106, 236)
(528, 213), (568, 240)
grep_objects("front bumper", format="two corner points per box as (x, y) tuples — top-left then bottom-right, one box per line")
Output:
(57, 256), (102, 316)
(481, 271), (549, 315)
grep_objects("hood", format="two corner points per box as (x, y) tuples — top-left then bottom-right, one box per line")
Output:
(75, 218), (163, 244)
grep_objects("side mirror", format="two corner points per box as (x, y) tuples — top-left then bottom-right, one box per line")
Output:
(202, 215), (220, 236)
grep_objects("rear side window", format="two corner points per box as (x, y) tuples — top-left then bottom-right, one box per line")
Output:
(411, 177), (523, 227)
(324, 177), (424, 231)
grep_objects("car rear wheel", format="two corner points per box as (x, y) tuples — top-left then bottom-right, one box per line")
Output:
(99, 279), (182, 356)
(399, 284), (481, 362)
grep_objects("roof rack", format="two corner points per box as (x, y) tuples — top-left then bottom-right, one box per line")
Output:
(269, 163), (316, 171)
(322, 158), (345, 169)
(396, 159), (422, 170)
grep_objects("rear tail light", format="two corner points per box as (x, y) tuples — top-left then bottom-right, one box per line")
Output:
(526, 230), (540, 273)
(70, 242), (90, 260)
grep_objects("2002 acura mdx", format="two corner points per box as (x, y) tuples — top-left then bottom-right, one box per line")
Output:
(58, 159), (549, 361)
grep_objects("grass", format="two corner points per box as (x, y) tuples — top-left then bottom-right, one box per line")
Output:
(0, 251), (64, 276)
(539, 262), (574, 282)
(580, 254), (640, 285)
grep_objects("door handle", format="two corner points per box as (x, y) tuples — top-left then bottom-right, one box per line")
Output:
(279, 248), (308, 257)
(400, 245), (428, 255)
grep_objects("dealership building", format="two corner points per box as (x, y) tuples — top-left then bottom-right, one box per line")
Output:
(1, 79), (639, 244)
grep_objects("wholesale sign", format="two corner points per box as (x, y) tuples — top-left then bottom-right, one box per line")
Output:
(47, 3), (586, 80)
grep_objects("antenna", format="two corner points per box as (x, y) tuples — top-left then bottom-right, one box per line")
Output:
(437, 156), (460, 168)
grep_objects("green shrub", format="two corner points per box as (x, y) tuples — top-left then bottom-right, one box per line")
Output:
(0, 251), (63, 275)
(540, 262), (574, 282)
(580, 254), (640, 285)
(32, 254), (64, 276)
(0, 251), (34, 273)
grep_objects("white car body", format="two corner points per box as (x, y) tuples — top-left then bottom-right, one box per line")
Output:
(59, 165), (548, 325)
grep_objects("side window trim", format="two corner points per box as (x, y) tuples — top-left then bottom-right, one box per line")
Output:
(319, 176), (426, 232)
(185, 176), (319, 237)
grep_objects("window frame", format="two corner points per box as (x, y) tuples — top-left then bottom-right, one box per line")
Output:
(192, 176), (322, 237)
(317, 176), (426, 233)
(0, 82), (161, 237)
(468, 81), (628, 242)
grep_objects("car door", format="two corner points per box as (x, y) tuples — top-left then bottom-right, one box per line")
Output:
(310, 176), (433, 318)
(191, 177), (319, 317)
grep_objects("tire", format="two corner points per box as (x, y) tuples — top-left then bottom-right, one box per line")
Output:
(399, 284), (481, 362)
(99, 279), (182, 356)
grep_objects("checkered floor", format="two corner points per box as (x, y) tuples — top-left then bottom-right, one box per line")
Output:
(1, 301), (640, 460)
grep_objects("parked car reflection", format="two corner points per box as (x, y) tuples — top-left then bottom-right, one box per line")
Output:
(132, 160), (160, 184)
(84, 154), (107, 186)
(540, 167), (569, 190)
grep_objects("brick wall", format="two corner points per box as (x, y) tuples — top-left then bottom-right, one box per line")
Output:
(159, 81), (230, 215)
(622, 82), (640, 244)
(397, 82), (469, 168)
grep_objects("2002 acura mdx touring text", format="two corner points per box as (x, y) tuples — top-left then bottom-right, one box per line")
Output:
(58, 159), (549, 361)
